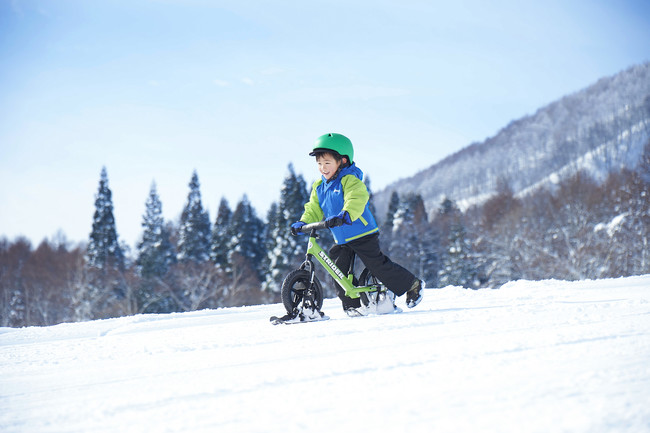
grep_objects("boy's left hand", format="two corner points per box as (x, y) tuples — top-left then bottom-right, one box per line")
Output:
(290, 221), (306, 236)
(326, 211), (352, 228)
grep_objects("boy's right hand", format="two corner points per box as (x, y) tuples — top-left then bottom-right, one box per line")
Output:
(290, 221), (306, 236)
(325, 211), (352, 228)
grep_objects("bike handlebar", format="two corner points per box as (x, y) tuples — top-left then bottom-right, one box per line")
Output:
(298, 221), (329, 234)
(294, 218), (346, 235)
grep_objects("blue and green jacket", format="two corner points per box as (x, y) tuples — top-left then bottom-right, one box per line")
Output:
(300, 163), (379, 244)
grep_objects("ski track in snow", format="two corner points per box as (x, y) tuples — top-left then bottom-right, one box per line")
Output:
(1, 276), (650, 433)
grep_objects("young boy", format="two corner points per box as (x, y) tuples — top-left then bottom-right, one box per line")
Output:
(291, 133), (423, 316)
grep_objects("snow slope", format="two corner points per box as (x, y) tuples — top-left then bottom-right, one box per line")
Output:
(2, 276), (650, 433)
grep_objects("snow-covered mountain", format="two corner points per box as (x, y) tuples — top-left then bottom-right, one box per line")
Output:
(2, 275), (649, 432)
(374, 63), (650, 218)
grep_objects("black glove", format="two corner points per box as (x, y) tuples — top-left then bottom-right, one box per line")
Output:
(325, 211), (352, 228)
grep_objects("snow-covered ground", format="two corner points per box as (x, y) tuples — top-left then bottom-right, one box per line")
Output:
(2, 275), (650, 433)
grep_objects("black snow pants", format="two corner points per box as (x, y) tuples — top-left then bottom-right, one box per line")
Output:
(329, 233), (417, 309)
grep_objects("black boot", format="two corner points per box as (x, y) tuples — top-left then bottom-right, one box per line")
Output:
(406, 279), (424, 308)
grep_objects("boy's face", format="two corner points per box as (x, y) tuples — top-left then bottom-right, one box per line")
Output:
(317, 153), (343, 180)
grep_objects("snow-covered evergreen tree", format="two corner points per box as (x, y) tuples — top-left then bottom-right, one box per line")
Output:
(177, 171), (211, 263)
(134, 183), (177, 313)
(87, 167), (124, 271)
(210, 197), (232, 271)
(382, 191), (400, 231)
(437, 198), (479, 288)
(227, 195), (265, 280)
(262, 164), (310, 293)
(379, 190), (400, 251)
(439, 223), (473, 287)
(137, 182), (175, 278)
(389, 193), (438, 284)
(81, 167), (128, 320)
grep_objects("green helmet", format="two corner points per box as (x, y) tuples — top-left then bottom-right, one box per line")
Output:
(309, 133), (354, 163)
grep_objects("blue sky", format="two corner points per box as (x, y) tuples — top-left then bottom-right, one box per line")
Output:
(1, 0), (649, 249)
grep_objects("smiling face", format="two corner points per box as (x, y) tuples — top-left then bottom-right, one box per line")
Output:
(316, 153), (346, 180)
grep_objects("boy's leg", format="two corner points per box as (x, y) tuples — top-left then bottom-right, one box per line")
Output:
(347, 233), (418, 297)
(329, 243), (362, 310)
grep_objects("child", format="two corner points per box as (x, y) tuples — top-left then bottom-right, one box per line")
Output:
(291, 133), (423, 316)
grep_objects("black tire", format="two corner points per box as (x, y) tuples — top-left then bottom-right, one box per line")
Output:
(281, 269), (324, 313)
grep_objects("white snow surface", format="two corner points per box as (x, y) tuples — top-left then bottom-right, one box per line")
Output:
(2, 275), (650, 433)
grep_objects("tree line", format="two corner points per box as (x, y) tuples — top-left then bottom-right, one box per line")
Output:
(384, 140), (650, 289)
(2, 141), (649, 327)
(1, 165), (309, 326)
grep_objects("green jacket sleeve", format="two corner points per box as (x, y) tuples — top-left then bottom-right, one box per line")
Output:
(341, 175), (369, 221)
(300, 180), (324, 223)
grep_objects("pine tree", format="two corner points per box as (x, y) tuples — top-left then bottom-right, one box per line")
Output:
(227, 195), (265, 280)
(383, 191), (400, 232)
(81, 167), (127, 320)
(438, 222), (468, 287)
(87, 167), (124, 271)
(378, 190), (400, 253)
(263, 164), (310, 292)
(134, 182), (177, 313)
(177, 171), (211, 263)
(388, 193), (438, 283)
(137, 182), (175, 278)
(438, 197), (457, 217)
(210, 197), (232, 271)
(436, 198), (479, 288)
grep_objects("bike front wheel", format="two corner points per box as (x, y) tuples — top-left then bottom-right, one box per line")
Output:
(281, 269), (324, 313)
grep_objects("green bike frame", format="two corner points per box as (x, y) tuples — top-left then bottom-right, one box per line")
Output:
(305, 234), (375, 299)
